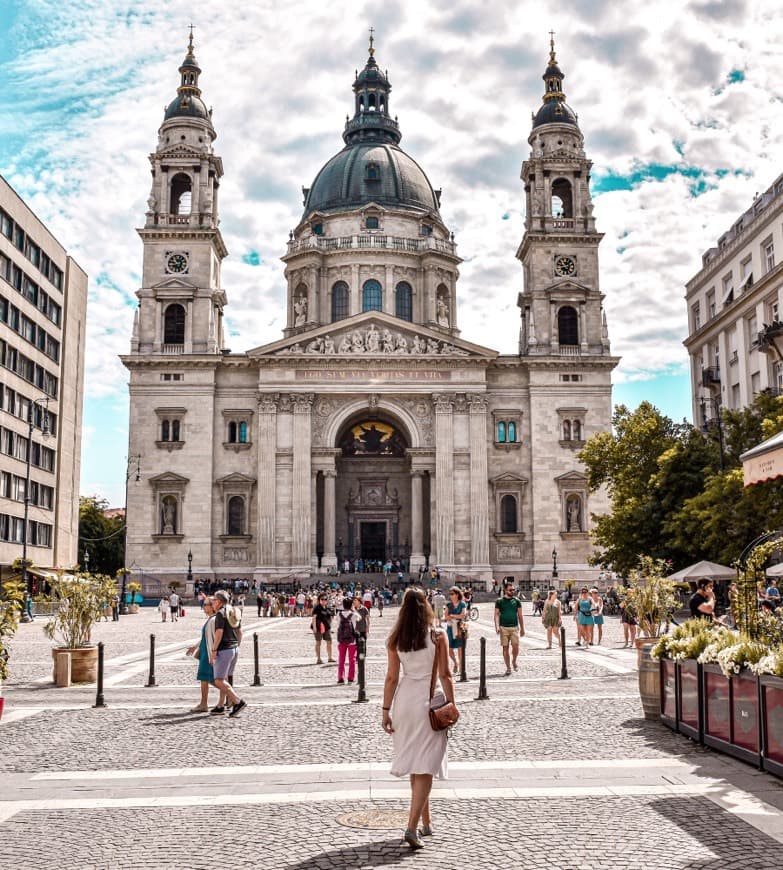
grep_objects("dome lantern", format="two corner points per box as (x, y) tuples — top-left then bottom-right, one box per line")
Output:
(164, 28), (212, 123)
(343, 29), (401, 146)
(531, 33), (579, 130)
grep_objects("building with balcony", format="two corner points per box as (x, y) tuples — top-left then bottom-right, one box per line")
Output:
(0, 175), (88, 575)
(122, 34), (617, 590)
(684, 173), (783, 425)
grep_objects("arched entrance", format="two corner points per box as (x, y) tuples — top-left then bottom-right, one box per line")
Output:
(319, 412), (428, 572)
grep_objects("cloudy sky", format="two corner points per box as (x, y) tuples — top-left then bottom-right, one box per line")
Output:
(1, 0), (781, 505)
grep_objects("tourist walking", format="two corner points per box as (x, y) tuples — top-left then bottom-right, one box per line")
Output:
(336, 597), (360, 684)
(168, 589), (180, 623)
(312, 593), (335, 664)
(187, 596), (217, 712)
(494, 581), (525, 675)
(382, 587), (454, 851)
(619, 599), (637, 647)
(590, 588), (604, 644)
(444, 587), (466, 674)
(209, 590), (247, 717)
(541, 588), (562, 648)
(353, 593), (371, 641)
(574, 587), (594, 646)
(432, 588), (446, 627)
(158, 596), (168, 623)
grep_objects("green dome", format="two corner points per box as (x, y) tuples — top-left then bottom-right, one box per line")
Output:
(303, 142), (440, 218)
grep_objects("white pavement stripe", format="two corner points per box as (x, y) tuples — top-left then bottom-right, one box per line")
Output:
(32, 756), (689, 782)
(0, 782), (753, 825)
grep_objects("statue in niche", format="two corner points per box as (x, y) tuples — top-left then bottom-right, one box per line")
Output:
(294, 295), (308, 327)
(351, 331), (365, 352)
(162, 497), (177, 535)
(412, 335), (425, 354)
(437, 296), (450, 328)
(381, 328), (395, 353)
(566, 496), (582, 532)
(323, 335), (336, 354)
(338, 335), (352, 354)
(366, 324), (380, 352)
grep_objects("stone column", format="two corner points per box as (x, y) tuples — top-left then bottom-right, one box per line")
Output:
(468, 394), (490, 571)
(579, 301), (588, 352)
(409, 470), (425, 571)
(257, 393), (278, 567)
(351, 264), (360, 316)
(292, 393), (314, 567)
(384, 265), (394, 315)
(433, 394), (454, 566)
(323, 470), (337, 569)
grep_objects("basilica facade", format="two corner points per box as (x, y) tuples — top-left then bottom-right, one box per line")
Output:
(122, 34), (618, 590)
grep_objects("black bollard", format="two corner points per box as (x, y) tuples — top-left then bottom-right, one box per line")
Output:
(476, 635), (489, 700)
(559, 626), (569, 680)
(93, 641), (107, 708)
(145, 634), (157, 687)
(459, 632), (468, 683)
(252, 632), (262, 686)
(354, 635), (368, 703)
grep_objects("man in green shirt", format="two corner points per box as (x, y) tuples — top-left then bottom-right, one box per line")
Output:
(495, 581), (525, 675)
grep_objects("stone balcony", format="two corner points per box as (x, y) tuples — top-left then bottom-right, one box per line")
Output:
(285, 234), (457, 257)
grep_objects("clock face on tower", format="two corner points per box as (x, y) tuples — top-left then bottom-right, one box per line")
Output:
(166, 252), (189, 274)
(554, 256), (576, 277)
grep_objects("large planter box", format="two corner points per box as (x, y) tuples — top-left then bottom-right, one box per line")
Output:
(701, 664), (761, 766)
(702, 663), (732, 750)
(678, 658), (702, 742)
(760, 674), (783, 777)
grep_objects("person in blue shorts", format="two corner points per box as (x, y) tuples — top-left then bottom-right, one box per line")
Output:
(445, 586), (466, 674)
(574, 586), (594, 647)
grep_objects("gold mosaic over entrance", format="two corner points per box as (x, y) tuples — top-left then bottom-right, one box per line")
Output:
(336, 809), (409, 830)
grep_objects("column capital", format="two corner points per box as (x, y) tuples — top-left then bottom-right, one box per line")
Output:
(432, 393), (453, 413)
(257, 392), (280, 413)
(467, 393), (488, 412)
(292, 392), (315, 413)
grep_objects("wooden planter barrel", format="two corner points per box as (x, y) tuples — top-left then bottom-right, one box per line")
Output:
(51, 646), (98, 684)
(636, 637), (661, 720)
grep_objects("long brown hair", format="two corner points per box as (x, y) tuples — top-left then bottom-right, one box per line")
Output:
(388, 587), (434, 652)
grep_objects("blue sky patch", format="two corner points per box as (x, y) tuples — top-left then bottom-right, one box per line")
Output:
(242, 250), (261, 266)
(727, 69), (745, 84)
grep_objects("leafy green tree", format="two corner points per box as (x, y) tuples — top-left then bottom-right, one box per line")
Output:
(578, 402), (694, 575)
(78, 496), (124, 575)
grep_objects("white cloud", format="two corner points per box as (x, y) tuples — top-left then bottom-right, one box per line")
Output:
(2, 0), (783, 497)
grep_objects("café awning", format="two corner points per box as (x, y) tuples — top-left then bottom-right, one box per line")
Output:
(741, 429), (783, 486)
(667, 560), (736, 582)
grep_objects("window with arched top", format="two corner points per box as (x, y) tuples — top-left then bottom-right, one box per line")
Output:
(395, 282), (412, 321)
(362, 280), (382, 312)
(563, 420), (571, 441)
(501, 494), (518, 533)
(497, 421), (506, 443)
(332, 282), (349, 322)
(161, 420), (170, 442)
(558, 306), (579, 346)
(572, 420), (581, 441)
(164, 304), (186, 345)
(507, 421), (516, 443)
(238, 421), (248, 443)
(551, 178), (573, 218)
(227, 496), (245, 536)
(170, 173), (192, 215)
(365, 164), (380, 181)
(228, 421), (237, 443)
(171, 420), (180, 442)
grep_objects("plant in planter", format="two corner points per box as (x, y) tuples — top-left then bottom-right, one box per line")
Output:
(699, 635), (768, 679)
(0, 579), (25, 718)
(623, 556), (679, 720)
(127, 582), (142, 613)
(653, 619), (732, 662)
(40, 572), (118, 683)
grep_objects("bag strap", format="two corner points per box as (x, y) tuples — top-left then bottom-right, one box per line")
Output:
(429, 629), (441, 701)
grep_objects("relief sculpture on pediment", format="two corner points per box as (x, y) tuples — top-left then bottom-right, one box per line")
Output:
(282, 323), (468, 357)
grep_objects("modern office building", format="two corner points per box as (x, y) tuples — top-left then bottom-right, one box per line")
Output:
(685, 173), (783, 424)
(0, 175), (88, 575)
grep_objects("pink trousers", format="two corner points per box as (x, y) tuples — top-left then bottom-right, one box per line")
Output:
(337, 642), (357, 681)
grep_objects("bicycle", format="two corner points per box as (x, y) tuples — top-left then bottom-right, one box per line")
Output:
(468, 604), (479, 621)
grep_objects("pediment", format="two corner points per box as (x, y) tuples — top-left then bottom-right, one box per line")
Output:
(554, 470), (587, 485)
(215, 472), (256, 486)
(149, 471), (190, 485)
(545, 279), (592, 295)
(151, 277), (197, 292)
(491, 472), (529, 486)
(247, 311), (498, 360)
(159, 144), (202, 159)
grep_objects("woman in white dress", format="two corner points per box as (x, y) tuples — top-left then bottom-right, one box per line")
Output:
(382, 587), (455, 851)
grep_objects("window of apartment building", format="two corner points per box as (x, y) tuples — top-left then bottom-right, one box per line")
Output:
(748, 312), (758, 347)
(730, 327), (738, 362)
(692, 301), (701, 331)
(751, 371), (761, 398)
(763, 238), (775, 273)
(722, 272), (734, 307)
(731, 383), (741, 408)
(768, 296), (780, 324)
(741, 256), (753, 282)
(707, 289), (716, 319)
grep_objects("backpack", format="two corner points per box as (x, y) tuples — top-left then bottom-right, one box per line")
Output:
(337, 612), (357, 645)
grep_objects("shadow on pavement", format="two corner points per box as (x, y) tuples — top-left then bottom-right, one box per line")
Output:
(285, 838), (411, 869)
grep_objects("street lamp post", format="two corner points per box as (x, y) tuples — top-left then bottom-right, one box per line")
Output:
(187, 548), (193, 591)
(20, 397), (50, 623)
(120, 454), (142, 615)
(552, 546), (559, 581)
(83, 548), (90, 575)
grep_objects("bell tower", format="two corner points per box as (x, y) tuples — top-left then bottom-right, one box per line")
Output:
(516, 35), (610, 357)
(131, 30), (228, 355)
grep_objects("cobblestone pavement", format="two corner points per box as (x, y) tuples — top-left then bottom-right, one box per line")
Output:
(2, 604), (783, 869)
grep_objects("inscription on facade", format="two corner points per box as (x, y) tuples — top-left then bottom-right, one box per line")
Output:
(296, 370), (450, 381)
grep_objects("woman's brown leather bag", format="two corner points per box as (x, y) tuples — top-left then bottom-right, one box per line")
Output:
(428, 630), (459, 731)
